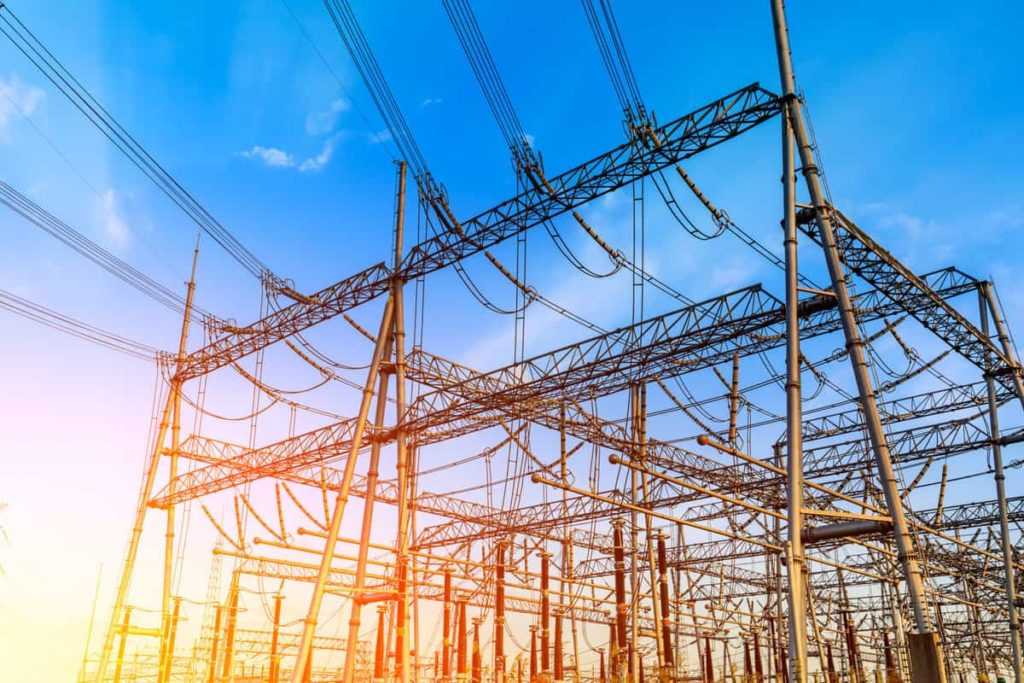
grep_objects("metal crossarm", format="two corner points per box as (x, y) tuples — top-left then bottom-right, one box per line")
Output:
(797, 206), (1017, 385)
(153, 268), (977, 509)
(177, 84), (781, 381)
(799, 381), (1008, 443)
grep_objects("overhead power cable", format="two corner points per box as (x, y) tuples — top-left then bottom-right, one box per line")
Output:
(581, 0), (819, 289)
(0, 287), (166, 362)
(0, 6), (270, 280)
(322, 0), (429, 181)
(0, 180), (217, 324)
(442, 0), (528, 160)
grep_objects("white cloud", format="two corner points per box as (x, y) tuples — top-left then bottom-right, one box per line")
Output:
(241, 136), (338, 173)
(420, 97), (443, 108)
(97, 190), (130, 247)
(523, 133), (536, 148)
(367, 129), (392, 145)
(241, 145), (295, 168)
(0, 75), (45, 141)
(298, 136), (338, 173)
(305, 97), (351, 136)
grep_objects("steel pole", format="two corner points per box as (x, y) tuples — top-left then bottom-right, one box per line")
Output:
(779, 85), (808, 683)
(392, 160), (412, 683)
(159, 240), (199, 683)
(768, 2), (940, 670)
(980, 283), (1023, 683)
(342, 355), (393, 682)
(270, 595), (283, 683)
(293, 293), (396, 683)
(981, 282), (1024, 414)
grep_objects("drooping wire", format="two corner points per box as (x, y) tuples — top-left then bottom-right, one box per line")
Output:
(581, 0), (820, 289)
(444, 0), (625, 280)
(0, 287), (165, 361)
(0, 180), (217, 323)
(322, 0), (429, 180)
(441, 0), (528, 159)
(0, 7), (270, 280)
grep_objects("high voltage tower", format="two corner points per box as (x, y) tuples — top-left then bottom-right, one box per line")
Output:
(1, 1), (1021, 683)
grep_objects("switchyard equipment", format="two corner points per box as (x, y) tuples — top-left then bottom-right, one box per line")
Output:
(0, 2), (1021, 683)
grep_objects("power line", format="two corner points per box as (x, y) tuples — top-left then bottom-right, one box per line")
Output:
(0, 180), (218, 323)
(0, 6), (271, 280)
(0, 287), (166, 361)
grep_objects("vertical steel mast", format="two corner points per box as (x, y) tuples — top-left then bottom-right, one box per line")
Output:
(979, 283), (1023, 683)
(769, 2), (946, 681)
(780, 88), (808, 683)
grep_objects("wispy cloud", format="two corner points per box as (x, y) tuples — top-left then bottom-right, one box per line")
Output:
(0, 75), (44, 141)
(241, 136), (338, 173)
(420, 97), (443, 108)
(241, 145), (295, 168)
(298, 136), (338, 173)
(96, 189), (130, 247)
(305, 97), (350, 136)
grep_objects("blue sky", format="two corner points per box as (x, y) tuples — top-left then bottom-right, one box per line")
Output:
(0, 1), (1022, 680)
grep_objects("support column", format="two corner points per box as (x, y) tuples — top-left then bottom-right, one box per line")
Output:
(780, 99), (808, 683)
(443, 569), (453, 682)
(979, 283), (1023, 683)
(768, 3), (944, 681)
(612, 520), (629, 681)
(163, 597), (181, 682)
(541, 552), (551, 675)
(221, 572), (239, 682)
(472, 619), (482, 683)
(344, 335), (393, 679)
(391, 160), (413, 683)
(496, 543), (507, 683)
(159, 240), (200, 683)
(295, 291), (396, 682)
(113, 606), (132, 683)
(338, 158), (407, 683)
(633, 383), (665, 675)
(457, 600), (468, 683)
(375, 606), (388, 683)
(555, 610), (564, 682)
(270, 595), (283, 683)
(531, 625), (539, 682)
(97, 243), (200, 682)
(656, 532), (674, 676)
(207, 604), (223, 683)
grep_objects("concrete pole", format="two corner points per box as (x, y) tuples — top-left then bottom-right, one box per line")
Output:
(979, 283), (1023, 683)
(781, 94), (808, 683)
(767, 6), (943, 681)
